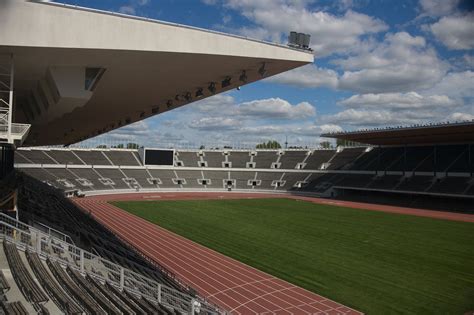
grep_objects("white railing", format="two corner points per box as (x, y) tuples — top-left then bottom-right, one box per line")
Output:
(32, 221), (75, 245)
(0, 123), (31, 141)
(0, 212), (221, 314)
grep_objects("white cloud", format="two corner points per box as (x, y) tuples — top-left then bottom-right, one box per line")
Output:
(463, 54), (474, 68)
(220, 1), (387, 56)
(222, 14), (232, 24)
(267, 32), (449, 94)
(119, 6), (135, 15)
(423, 71), (474, 98)
(266, 64), (339, 89)
(189, 117), (241, 130)
(115, 95), (319, 147)
(335, 32), (447, 93)
(232, 122), (342, 138)
(110, 120), (150, 137)
(337, 0), (354, 11)
(339, 92), (458, 109)
(430, 13), (474, 50)
(202, 0), (218, 5)
(237, 98), (316, 119)
(189, 95), (317, 120)
(419, 0), (460, 17)
(192, 94), (236, 113)
(322, 108), (439, 126)
(447, 112), (474, 121)
(319, 124), (344, 134)
(326, 89), (465, 127)
(118, 0), (150, 15)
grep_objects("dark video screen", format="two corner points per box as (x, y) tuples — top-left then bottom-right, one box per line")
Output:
(145, 149), (174, 165)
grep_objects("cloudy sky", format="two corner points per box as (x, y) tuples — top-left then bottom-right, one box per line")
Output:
(65, 0), (473, 148)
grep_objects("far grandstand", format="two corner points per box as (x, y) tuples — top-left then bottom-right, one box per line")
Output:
(0, 0), (473, 314)
(14, 121), (474, 213)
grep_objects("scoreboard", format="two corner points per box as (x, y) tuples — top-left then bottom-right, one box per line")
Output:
(139, 148), (174, 166)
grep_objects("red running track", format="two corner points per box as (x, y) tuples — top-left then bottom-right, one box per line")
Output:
(74, 193), (364, 315)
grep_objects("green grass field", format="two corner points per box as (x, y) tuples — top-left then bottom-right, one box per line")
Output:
(112, 198), (474, 314)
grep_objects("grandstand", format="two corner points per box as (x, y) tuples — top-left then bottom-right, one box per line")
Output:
(12, 122), (474, 212)
(0, 0), (473, 314)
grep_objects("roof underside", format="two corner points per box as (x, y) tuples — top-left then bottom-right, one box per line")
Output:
(0, 0), (313, 146)
(321, 122), (474, 146)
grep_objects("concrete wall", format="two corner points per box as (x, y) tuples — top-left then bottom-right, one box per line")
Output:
(0, 0), (313, 62)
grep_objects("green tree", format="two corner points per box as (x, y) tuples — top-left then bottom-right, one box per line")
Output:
(320, 141), (332, 149)
(256, 140), (281, 149)
(96, 144), (107, 149)
(126, 143), (139, 149)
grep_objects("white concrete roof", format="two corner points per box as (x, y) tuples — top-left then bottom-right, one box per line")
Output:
(0, 0), (313, 146)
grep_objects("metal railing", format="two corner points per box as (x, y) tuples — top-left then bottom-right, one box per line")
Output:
(0, 213), (221, 314)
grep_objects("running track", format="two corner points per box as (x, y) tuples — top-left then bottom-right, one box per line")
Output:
(73, 192), (474, 314)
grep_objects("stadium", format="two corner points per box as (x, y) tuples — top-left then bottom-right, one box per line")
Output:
(0, 1), (473, 314)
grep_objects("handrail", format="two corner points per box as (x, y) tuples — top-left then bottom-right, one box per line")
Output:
(0, 211), (222, 314)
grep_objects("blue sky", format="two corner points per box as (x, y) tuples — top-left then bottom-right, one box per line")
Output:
(61, 0), (474, 148)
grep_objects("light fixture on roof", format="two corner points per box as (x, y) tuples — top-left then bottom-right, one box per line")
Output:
(208, 82), (216, 94)
(288, 31), (312, 50)
(258, 63), (267, 77)
(221, 76), (232, 88)
(175, 94), (182, 101)
(166, 100), (173, 108)
(195, 88), (204, 98)
(239, 70), (247, 83)
(140, 111), (145, 118)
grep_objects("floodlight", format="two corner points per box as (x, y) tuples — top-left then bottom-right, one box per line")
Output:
(239, 70), (247, 83)
(258, 63), (267, 77)
(221, 76), (232, 88)
(208, 82), (216, 94)
(195, 88), (204, 98)
(184, 92), (192, 101)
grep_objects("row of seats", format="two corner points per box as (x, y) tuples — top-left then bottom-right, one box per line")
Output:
(16, 145), (474, 173)
(299, 173), (474, 196)
(15, 149), (142, 166)
(47, 260), (106, 315)
(0, 301), (28, 315)
(20, 168), (309, 191)
(26, 252), (82, 314)
(3, 239), (189, 315)
(0, 269), (30, 315)
(350, 145), (474, 173)
(17, 176), (185, 292)
(19, 164), (474, 197)
(3, 242), (48, 304)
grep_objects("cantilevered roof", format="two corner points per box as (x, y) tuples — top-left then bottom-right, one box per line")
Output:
(0, 0), (313, 146)
(321, 121), (474, 146)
